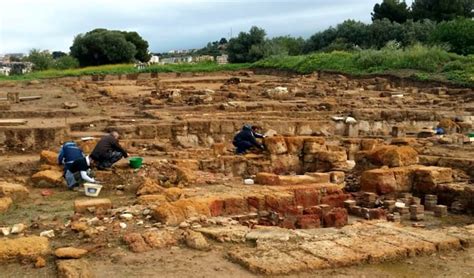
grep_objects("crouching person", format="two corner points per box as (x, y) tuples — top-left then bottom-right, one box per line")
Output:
(58, 141), (84, 174)
(65, 156), (97, 190)
(90, 131), (128, 170)
(233, 124), (265, 155)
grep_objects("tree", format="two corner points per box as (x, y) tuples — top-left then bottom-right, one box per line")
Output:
(227, 26), (266, 63)
(25, 49), (54, 71)
(372, 0), (411, 23)
(219, 37), (228, 45)
(70, 28), (151, 66)
(52, 51), (67, 59)
(412, 0), (474, 22)
(53, 55), (80, 69)
(121, 31), (151, 62)
(431, 18), (474, 55)
(269, 36), (305, 56)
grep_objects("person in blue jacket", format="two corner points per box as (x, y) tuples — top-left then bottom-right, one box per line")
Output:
(233, 124), (265, 155)
(58, 141), (84, 174)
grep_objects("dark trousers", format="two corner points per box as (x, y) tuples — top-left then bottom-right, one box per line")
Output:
(97, 151), (123, 169)
(233, 141), (254, 154)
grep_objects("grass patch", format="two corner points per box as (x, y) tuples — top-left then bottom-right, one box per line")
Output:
(0, 62), (251, 81)
(254, 45), (474, 86)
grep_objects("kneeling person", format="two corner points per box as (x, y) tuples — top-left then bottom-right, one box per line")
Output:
(65, 156), (97, 189)
(90, 131), (128, 170)
(233, 124), (265, 155)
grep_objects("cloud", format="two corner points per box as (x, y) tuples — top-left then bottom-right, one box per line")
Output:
(0, 0), (385, 54)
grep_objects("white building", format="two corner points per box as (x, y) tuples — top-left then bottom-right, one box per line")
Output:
(149, 55), (160, 64)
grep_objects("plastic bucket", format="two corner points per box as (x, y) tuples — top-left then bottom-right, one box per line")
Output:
(129, 157), (143, 169)
(84, 183), (102, 197)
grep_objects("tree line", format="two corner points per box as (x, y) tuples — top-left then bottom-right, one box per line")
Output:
(223, 0), (473, 62)
(22, 0), (473, 70)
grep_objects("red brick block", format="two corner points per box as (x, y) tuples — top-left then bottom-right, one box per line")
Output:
(209, 199), (224, 217)
(303, 206), (323, 217)
(255, 172), (281, 185)
(294, 188), (319, 208)
(265, 194), (295, 214)
(323, 207), (348, 228)
(320, 192), (350, 208)
(285, 205), (304, 216)
(279, 217), (296, 229)
(223, 197), (248, 215)
(368, 208), (387, 220)
(296, 215), (321, 229)
(247, 195), (265, 211)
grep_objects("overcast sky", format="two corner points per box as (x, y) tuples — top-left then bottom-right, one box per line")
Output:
(0, 0), (414, 54)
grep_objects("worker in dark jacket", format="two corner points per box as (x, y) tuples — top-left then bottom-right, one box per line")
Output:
(58, 141), (84, 174)
(90, 131), (128, 170)
(65, 156), (97, 189)
(233, 124), (265, 155)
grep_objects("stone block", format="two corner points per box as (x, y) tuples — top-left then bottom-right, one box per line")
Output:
(54, 247), (88, 259)
(414, 166), (453, 193)
(31, 170), (63, 187)
(303, 138), (326, 154)
(305, 172), (331, 183)
(284, 137), (305, 154)
(40, 150), (58, 165)
(56, 259), (94, 278)
(315, 150), (347, 163)
(0, 197), (13, 213)
(323, 207), (348, 228)
(270, 154), (301, 174)
(296, 215), (321, 229)
(0, 236), (50, 262)
(0, 181), (29, 201)
(223, 197), (249, 215)
(264, 136), (287, 154)
(294, 188), (319, 208)
(211, 143), (227, 155)
(366, 145), (419, 167)
(321, 190), (350, 209)
(136, 194), (167, 205)
(434, 205), (448, 217)
(152, 202), (186, 226)
(265, 193), (295, 214)
(279, 175), (319, 185)
(360, 168), (397, 194)
(74, 198), (112, 213)
(255, 172), (281, 185)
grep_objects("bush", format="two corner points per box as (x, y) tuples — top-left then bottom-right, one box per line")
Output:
(431, 18), (474, 55)
(53, 56), (80, 70)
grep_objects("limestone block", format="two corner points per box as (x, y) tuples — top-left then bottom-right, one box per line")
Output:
(31, 170), (64, 188)
(74, 198), (112, 213)
(40, 150), (58, 165)
(0, 181), (29, 201)
(0, 236), (50, 262)
(264, 136), (287, 155)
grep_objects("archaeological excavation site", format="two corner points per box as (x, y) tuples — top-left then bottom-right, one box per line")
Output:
(0, 70), (473, 277)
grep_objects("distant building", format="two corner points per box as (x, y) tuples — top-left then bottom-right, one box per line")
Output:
(0, 62), (33, 76)
(216, 54), (228, 64)
(149, 55), (160, 64)
(161, 56), (193, 64)
(194, 55), (214, 63)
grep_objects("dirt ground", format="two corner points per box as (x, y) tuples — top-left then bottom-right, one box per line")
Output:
(0, 71), (473, 277)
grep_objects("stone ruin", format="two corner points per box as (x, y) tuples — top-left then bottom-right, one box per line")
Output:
(0, 71), (473, 276)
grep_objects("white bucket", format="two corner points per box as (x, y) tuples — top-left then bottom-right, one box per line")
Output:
(84, 183), (102, 197)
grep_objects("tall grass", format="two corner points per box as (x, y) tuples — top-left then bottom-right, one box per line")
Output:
(254, 44), (474, 86)
(0, 62), (251, 81)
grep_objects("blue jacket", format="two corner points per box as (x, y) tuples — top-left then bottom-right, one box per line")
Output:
(58, 142), (84, 169)
(233, 125), (264, 148)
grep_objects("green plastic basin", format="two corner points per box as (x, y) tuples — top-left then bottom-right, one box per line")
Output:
(129, 157), (143, 169)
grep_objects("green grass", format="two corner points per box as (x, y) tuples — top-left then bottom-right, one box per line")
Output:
(254, 45), (474, 86)
(2, 45), (473, 86)
(0, 62), (251, 81)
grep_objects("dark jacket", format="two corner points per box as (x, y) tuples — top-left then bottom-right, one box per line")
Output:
(69, 157), (90, 173)
(58, 142), (84, 166)
(90, 135), (128, 161)
(233, 125), (263, 148)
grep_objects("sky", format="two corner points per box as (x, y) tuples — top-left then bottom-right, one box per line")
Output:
(0, 0), (414, 54)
